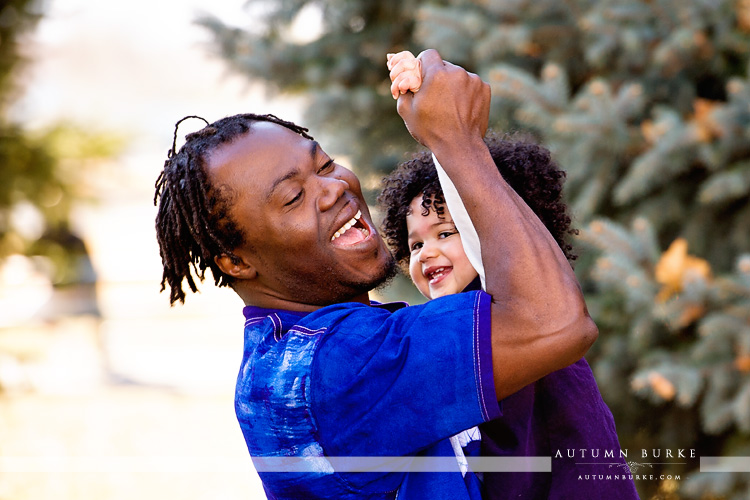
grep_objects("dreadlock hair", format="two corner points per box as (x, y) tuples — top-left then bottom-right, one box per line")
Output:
(377, 132), (578, 271)
(154, 113), (313, 305)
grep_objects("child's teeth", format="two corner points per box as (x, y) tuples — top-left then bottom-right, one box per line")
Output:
(429, 268), (446, 280)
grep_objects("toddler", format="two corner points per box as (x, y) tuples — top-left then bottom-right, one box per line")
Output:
(379, 51), (639, 499)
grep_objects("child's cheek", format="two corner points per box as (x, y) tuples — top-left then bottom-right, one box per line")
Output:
(408, 258), (432, 299)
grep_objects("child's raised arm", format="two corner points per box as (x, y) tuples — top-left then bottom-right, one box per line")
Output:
(387, 51), (422, 99)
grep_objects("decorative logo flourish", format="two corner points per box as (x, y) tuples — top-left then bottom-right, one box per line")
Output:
(577, 461), (685, 473)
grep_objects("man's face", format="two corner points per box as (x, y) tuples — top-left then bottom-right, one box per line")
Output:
(205, 121), (395, 308)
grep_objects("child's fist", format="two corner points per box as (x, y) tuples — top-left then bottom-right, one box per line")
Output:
(387, 51), (422, 100)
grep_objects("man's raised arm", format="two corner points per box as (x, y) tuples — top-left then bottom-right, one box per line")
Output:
(396, 50), (598, 399)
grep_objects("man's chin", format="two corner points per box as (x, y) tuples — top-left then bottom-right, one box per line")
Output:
(339, 252), (399, 300)
(371, 254), (399, 293)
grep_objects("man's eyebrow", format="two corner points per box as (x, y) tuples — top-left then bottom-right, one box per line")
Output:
(309, 141), (320, 159)
(265, 141), (321, 202)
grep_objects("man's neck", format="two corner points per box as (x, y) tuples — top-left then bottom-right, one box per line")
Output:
(234, 286), (371, 312)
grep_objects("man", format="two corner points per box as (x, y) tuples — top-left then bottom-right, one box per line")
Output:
(154, 50), (598, 499)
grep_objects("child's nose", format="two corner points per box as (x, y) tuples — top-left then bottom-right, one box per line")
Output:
(418, 241), (439, 262)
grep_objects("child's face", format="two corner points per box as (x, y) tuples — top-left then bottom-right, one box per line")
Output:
(406, 195), (478, 299)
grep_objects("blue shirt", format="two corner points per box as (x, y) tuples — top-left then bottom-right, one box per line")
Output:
(235, 291), (499, 499)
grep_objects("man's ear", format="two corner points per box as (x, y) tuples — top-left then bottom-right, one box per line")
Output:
(214, 254), (257, 280)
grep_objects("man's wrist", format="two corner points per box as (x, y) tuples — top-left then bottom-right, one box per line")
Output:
(430, 135), (491, 172)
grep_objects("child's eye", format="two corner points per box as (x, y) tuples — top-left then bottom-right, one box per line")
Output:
(410, 241), (423, 252)
(438, 230), (457, 239)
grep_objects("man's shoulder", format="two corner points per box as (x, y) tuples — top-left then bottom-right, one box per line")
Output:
(241, 291), (486, 343)
(307, 292), (486, 331)
(243, 300), (410, 328)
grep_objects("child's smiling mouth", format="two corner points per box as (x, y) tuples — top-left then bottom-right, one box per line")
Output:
(425, 266), (452, 285)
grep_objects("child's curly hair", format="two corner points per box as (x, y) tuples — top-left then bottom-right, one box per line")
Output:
(378, 133), (577, 269)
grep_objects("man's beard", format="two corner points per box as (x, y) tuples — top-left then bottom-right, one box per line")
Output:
(371, 252), (399, 293)
(333, 250), (399, 299)
(299, 250), (399, 306)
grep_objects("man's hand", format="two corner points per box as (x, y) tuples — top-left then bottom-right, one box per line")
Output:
(391, 49), (491, 152)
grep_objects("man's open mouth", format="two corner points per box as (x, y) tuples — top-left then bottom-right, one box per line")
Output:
(330, 210), (370, 246)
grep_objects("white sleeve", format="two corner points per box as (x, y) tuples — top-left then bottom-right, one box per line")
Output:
(432, 153), (486, 290)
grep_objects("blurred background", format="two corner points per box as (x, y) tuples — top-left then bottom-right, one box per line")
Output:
(2, 0), (750, 499)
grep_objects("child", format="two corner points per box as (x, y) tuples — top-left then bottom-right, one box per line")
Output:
(378, 138), (638, 499)
(381, 51), (638, 499)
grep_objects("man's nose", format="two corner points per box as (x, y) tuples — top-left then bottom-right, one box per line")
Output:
(318, 176), (349, 211)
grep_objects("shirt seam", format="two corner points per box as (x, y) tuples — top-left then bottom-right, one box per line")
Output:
(474, 292), (491, 421)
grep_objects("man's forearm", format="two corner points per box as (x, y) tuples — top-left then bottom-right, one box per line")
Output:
(394, 50), (597, 398)
(433, 153), (486, 289)
(430, 139), (597, 399)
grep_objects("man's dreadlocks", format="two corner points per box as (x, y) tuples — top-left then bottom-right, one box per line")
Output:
(154, 113), (312, 305)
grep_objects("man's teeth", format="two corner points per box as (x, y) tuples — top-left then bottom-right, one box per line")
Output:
(331, 210), (363, 241)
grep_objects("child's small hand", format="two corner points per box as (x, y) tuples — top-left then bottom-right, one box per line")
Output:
(387, 51), (422, 100)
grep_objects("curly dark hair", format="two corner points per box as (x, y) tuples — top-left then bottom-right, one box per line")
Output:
(154, 113), (312, 305)
(378, 133), (577, 269)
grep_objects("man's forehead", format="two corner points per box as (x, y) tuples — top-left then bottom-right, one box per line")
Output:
(205, 123), (330, 217)
(205, 124), (320, 196)
(207, 122), (311, 168)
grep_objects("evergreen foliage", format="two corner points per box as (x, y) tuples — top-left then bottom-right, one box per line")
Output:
(0, 1), (122, 284)
(201, 1), (750, 497)
(197, 0), (423, 202)
(0, 0), (73, 269)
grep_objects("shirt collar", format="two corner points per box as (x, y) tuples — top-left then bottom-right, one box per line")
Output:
(242, 300), (409, 321)
(461, 276), (483, 293)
